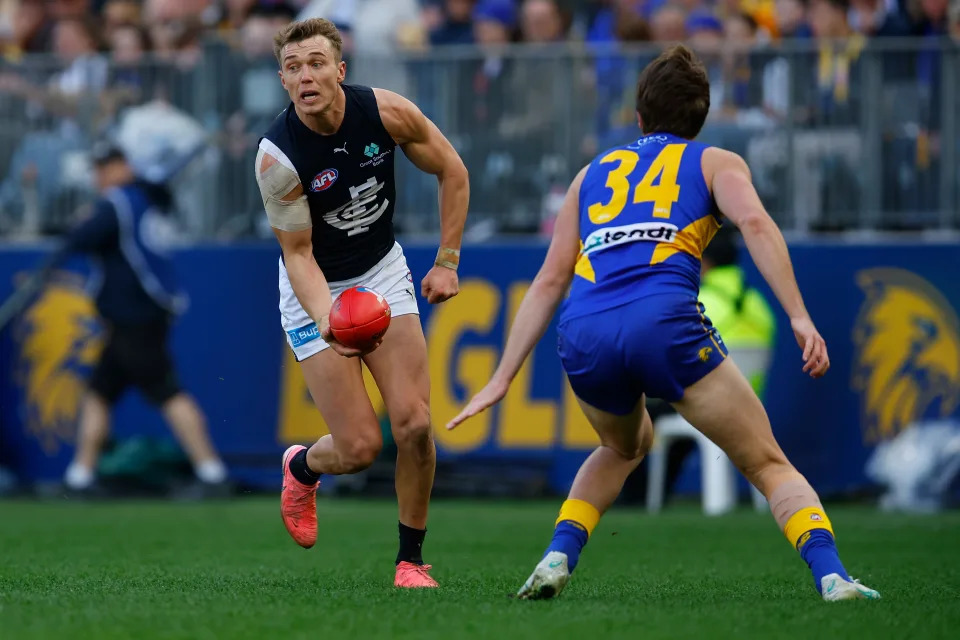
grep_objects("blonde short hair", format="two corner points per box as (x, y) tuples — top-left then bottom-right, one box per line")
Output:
(273, 18), (343, 65)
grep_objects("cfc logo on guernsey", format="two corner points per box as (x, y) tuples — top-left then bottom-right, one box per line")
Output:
(322, 177), (389, 236)
(14, 275), (102, 453)
(852, 268), (960, 442)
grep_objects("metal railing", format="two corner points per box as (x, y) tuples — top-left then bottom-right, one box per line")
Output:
(0, 38), (956, 241)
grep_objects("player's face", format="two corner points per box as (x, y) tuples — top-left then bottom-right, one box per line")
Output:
(278, 36), (346, 115)
(94, 160), (133, 193)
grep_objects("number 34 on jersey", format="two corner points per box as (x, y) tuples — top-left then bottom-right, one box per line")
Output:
(587, 143), (687, 225)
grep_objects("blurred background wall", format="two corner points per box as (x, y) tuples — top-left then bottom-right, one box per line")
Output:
(1, 0), (959, 503)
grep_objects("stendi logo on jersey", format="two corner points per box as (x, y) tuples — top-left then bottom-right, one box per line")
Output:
(322, 176), (390, 236)
(310, 168), (338, 193)
(581, 222), (678, 257)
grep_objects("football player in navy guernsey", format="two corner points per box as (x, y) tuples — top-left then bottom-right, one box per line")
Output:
(255, 18), (469, 588)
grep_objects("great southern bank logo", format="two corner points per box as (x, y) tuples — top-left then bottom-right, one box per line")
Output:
(361, 142), (392, 168)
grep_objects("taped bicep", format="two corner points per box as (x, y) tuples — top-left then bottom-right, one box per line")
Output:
(255, 147), (312, 232)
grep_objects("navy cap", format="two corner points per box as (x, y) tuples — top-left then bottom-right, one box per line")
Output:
(685, 11), (723, 34)
(473, 0), (517, 28)
(90, 140), (127, 166)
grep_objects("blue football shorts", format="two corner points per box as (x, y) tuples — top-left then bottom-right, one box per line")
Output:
(557, 292), (728, 415)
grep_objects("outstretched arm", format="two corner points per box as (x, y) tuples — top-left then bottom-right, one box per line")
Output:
(376, 88), (469, 303)
(704, 148), (828, 377)
(256, 147), (365, 357)
(446, 167), (587, 430)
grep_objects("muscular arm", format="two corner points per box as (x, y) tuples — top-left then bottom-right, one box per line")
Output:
(704, 148), (829, 376)
(255, 149), (333, 325)
(275, 226), (335, 326)
(704, 148), (807, 321)
(375, 88), (469, 256)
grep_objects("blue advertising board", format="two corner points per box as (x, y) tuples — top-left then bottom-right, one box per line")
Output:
(1, 239), (958, 496)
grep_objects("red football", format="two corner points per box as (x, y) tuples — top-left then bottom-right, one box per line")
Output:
(329, 286), (391, 350)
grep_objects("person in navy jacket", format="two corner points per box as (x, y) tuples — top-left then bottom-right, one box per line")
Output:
(52, 141), (228, 497)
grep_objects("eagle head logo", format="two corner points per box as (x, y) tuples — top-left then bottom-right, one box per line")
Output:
(13, 275), (102, 453)
(851, 268), (960, 443)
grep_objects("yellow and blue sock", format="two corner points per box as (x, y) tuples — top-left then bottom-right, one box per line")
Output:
(784, 507), (849, 594)
(544, 499), (600, 572)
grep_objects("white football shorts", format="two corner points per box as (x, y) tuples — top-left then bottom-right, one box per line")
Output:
(279, 242), (419, 361)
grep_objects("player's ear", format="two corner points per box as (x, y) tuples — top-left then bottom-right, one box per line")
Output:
(636, 112), (643, 131)
(337, 60), (346, 83)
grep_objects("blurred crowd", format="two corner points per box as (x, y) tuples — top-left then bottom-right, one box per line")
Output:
(0, 0), (958, 237)
(3, 0), (958, 58)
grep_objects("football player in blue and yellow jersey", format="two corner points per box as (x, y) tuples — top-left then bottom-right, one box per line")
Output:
(447, 45), (879, 602)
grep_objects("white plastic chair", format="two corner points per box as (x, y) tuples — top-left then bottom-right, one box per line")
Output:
(646, 347), (770, 516)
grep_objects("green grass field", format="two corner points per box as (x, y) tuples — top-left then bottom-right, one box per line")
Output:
(1, 498), (958, 639)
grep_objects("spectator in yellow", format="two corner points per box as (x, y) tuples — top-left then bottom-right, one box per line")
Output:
(721, 0), (779, 38)
(742, 0), (778, 37)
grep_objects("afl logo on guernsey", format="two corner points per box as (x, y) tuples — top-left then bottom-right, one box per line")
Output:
(310, 168), (338, 192)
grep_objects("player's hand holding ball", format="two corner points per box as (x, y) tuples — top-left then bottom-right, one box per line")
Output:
(320, 286), (391, 358)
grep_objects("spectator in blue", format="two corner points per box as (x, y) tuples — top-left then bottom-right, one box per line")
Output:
(458, 0), (517, 218)
(473, 0), (517, 41)
(774, 0), (814, 38)
(586, 1), (653, 150)
(686, 11), (725, 119)
(470, 0), (518, 116)
(908, 0), (950, 213)
(429, 0), (477, 45)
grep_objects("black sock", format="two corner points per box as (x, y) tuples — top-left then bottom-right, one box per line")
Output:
(288, 449), (320, 486)
(396, 522), (426, 565)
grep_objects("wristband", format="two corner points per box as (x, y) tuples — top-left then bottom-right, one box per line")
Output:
(435, 247), (460, 271)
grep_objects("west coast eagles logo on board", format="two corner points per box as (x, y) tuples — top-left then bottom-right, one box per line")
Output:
(14, 275), (102, 453)
(851, 268), (960, 443)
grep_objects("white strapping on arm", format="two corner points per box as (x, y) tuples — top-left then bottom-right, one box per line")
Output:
(255, 143), (312, 232)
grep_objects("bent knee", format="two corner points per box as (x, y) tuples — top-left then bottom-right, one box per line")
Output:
(638, 415), (654, 458)
(390, 400), (432, 445)
(341, 435), (383, 472)
(602, 418), (652, 461)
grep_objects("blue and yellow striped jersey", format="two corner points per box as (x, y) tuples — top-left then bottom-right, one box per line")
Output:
(564, 133), (722, 319)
